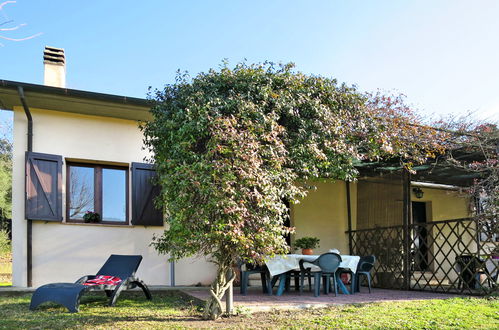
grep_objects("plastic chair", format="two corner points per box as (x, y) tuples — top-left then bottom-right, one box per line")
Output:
(354, 255), (376, 293)
(455, 255), (492, 290)
(299, 253), (342, 297)
(297, 263), (313, 293)
(240, 263), (270, 295)
(284, 269), (304, 292)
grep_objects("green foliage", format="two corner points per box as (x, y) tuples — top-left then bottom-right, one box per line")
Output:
(83, 211), (101, 223)
(0, 229), (9, 255)
(0, 229), (11, 285)
(142, 62), (448, 318)
(0, 138), (11, 220)
(294, 236), (320, 249)
(143, 62), (440, 264)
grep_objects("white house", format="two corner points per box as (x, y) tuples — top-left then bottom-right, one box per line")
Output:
(1, 47), (217, 287)
(1, 47), (479, 291)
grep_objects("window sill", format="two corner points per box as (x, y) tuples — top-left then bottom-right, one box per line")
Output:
(62, 221), (132, 228)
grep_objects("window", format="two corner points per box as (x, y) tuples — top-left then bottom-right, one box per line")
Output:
(66, 163), (128, 224)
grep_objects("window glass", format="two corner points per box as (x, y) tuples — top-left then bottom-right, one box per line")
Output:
(102, 168), (127, 222)
(68, 166), (94, 219)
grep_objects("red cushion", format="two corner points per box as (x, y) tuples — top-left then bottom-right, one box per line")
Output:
(83, 275), (122, 286)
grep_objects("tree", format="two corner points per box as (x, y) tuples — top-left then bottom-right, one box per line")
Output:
(0, 1), (41, 46)
(142, 62), (450, 319)
(439, 121), (498, 242)
(0, 132), (12, 232)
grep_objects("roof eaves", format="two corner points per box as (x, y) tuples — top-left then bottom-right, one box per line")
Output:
(0, 79), (149, 107)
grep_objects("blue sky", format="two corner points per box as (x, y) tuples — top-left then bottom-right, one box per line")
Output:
(1, 0), (498, 123)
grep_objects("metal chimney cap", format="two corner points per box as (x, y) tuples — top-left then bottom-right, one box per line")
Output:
(43, 46), (65, 65)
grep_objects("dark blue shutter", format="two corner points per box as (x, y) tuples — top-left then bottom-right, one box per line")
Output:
(25, 152), (63, 221)
(131, 162), (163, 226)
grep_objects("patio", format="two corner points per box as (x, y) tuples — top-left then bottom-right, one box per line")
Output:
(183, 286), (461, 312)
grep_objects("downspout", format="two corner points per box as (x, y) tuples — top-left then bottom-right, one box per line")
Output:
(17, 87), (33, 152)
(17, 86), (33, 287)
(170, 261), (175, 287)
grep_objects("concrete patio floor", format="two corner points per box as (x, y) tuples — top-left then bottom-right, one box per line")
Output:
(183, 286), (462, 312)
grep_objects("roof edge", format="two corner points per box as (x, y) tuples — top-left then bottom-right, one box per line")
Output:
(0, 79), (149, 107)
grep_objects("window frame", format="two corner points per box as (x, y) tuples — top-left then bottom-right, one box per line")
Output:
(65, 162), (130, 225)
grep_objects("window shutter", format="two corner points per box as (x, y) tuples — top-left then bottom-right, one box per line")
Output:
(131, 162), (163, 226)
(25, 152), (63, 221)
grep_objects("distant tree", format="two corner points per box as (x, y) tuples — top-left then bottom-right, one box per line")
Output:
(438, 120), (498, 241)
(0, 116), (12, 239)
(142, 62), (448, 319)
(0, 134), (12, 224)
(0, 1), (41, 46)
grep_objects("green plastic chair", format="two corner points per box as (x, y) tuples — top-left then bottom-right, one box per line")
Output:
(239, 263), (270, 295)
(455, 255), (492, 290)
(354, 255), (376, 293)
(299, 253), (342, 297)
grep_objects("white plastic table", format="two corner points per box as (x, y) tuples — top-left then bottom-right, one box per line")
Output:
(265, 254), (361, 295)
(265, 254), (360, 277)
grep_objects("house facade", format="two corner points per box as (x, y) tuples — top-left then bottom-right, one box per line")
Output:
(1, 47), (484, 291)
(2, 83), (221, 287)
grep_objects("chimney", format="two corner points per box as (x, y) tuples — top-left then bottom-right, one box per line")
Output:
(43, 46), (66, 88)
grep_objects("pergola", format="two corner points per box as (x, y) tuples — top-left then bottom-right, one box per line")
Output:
(345, 150), (496, 295)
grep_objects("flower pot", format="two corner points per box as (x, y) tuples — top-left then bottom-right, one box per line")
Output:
(302, 248), (313, 255)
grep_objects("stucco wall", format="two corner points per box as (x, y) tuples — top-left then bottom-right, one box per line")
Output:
(12, 107), (216, 287)
(414, 187), (470, 222)
(291, 180), (350, 255)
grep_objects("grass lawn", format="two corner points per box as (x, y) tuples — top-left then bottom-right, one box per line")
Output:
(0, 291), (497, 329)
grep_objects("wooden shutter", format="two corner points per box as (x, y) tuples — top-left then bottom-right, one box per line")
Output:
(25, 152), (63, 221)
(131, 162), (163, 226)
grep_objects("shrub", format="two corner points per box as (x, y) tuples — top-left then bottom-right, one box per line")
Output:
(0, 230), (10, 255)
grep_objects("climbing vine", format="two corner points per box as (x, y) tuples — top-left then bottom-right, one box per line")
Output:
(141, 62), (458, 319)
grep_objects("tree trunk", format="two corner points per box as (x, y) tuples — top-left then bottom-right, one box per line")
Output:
(202, 261), (236, 320)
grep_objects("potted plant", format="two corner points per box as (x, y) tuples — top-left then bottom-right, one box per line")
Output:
(294, 236), (320, 255)
(83, 211), (101, 223)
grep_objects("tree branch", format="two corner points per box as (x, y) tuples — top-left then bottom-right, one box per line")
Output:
(0, 22), (25, 31)
(0, 32), (42, 41)
(0, 1), (16, 11)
